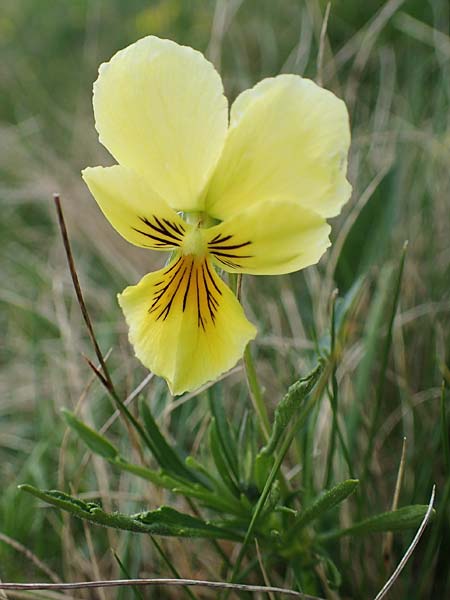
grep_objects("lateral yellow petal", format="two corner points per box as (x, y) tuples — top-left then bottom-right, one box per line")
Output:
(118, 256), (256, 395)
(93, 36), (228, 212)
(205, 75), (351, 221)
(206, 200), (330, 275)
(82, 165), (189, 250)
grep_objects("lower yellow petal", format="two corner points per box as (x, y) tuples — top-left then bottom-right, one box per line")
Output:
(118, 256), (256, 395)
(206, 200), (331, 275)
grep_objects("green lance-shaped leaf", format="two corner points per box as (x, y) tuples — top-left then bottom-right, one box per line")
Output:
(133, 507), (241, 540)
(114, 457), (243, 516)
(289, 479), (359, 537)
(319, 504), (435, 542)
(140, 399), (199, 483)
(259, 363), (323, 458)
(62, 411), (186, 490)
(19, 485), (241, 541)
(62, 409), (119, 460)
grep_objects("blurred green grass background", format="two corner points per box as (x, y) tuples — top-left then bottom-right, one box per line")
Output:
(0, 0), (449, 598)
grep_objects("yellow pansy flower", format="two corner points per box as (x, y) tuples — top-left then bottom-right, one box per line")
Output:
(82, 36), (351, 395)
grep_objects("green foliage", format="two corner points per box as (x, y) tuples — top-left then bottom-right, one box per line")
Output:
(289, 479), (360, 535)
(320, 505), (434, 541)
(139, 399), (199, 483)
(21, 362), (432, 596)
(259, 363), (323, 458)
(19, 485), (241, 541)
(62, 409), (119, 460)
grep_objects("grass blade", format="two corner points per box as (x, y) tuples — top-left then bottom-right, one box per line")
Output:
(362, 242), (408, 479)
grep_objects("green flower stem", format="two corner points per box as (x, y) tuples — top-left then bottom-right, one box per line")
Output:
(227, 362), (332, 589)
(227, 271), (271, 441)
(243, 345), (271, 441)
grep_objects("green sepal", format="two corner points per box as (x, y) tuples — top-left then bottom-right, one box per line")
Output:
(62, 409), (119, 460)
(319, 504), (434, 541)
(19, 484), (241, 540)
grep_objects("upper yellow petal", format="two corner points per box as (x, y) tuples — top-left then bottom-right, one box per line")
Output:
(205, 74), (351, 221)
(82, 165), (189, 250)
(206, 200), (330, 275)
(93, 36), (228, 212)
(118, 256), (256, 395)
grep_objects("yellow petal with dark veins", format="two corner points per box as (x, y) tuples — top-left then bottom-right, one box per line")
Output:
(206, 200), (330, 275)
(82, 165), (189, 250)
(118, 256), (256, 395)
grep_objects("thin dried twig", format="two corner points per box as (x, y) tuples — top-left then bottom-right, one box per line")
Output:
(81, 521), (106, 600)
(83, 355), (109, 388)
(1, 591), (81, 600)
(373, 485), (436, 600)
(0, 578), (322, 598)
(53, 194), (113, 391)
(53, 194), (150, 471)
(255, 538), (275, 600)
(0, 580), (8, 600)
(99, 372), (154, 435)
